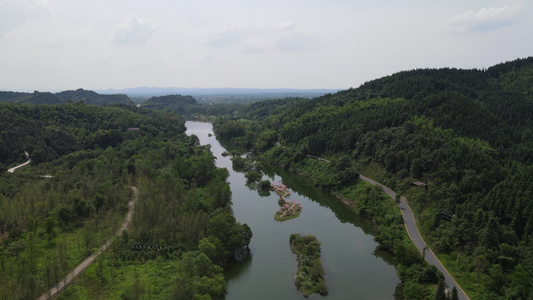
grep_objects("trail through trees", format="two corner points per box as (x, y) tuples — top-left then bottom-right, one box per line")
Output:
(7, 151), (30, 173)
(36, 186), (139, 300)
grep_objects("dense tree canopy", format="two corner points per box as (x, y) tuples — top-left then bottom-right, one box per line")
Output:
(0, 102), (248, 299)
(214, 57), (533, 299)
(0, 89), (133, 105)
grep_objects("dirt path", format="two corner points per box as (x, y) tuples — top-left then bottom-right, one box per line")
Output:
(7, 151), (30, 173)
(36, 186), (139, 300)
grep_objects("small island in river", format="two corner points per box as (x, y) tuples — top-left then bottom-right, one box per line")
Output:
(290, 234), (328, 297)
(271, 182), (302, 222)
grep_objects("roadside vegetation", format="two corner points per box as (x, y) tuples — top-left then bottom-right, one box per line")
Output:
(213, 57), (533, 299)
(3, 56), (532, 299)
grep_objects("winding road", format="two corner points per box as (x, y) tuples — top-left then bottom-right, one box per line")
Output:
(7, 151), (30, 173)
(359, 175), (469, 300)
(36, 186), (139, 300)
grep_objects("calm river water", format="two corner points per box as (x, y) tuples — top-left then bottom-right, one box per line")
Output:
(185, 121), (400, 300)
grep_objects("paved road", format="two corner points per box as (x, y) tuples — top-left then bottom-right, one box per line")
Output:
(7, 151), (30, 173)
(359, 175), (470, 300)
(36, 186), (139, 300)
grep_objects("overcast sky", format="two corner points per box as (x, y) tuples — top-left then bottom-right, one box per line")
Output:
(1, 0), (531, 91)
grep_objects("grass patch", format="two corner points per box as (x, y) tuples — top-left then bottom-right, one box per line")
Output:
(0, 208), (124, 299)
(354, 159), (384, 179)
(335, 179), (374, 207)
(57, 254), (180, 299)
(434, 253), (487, 299)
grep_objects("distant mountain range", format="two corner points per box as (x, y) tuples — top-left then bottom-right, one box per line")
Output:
(0, 89), (133, 105)
(96, 87), (340, 98)
(0, 87), (340, 106)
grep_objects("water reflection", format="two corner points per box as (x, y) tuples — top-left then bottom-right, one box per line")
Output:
(260, 164), (378, 236)
(186, 121), (401, 300)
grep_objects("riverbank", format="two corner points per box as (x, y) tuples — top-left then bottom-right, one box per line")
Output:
(258, 149), (453, 299)
(191, 121), (400, 299)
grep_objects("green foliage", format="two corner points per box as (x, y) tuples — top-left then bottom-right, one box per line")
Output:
(0, 89), (133, 105)
(172, 252), (226, 299)
(400, 280), (432, 300)
(215, 57), (533, 300)
(231, 156), (246, 170)
(0, 102), (186, 165)
(141, 94), (196, 115)
(213, 118), (246, 139)
(395, 243), (423, 266)
(258, 180), (271, 191)
(139, 94), (242, 117)
(261, 153), (359, 192)
(434, 280), (446, 300)
(244, 170), (261, 182)
(274, 201), (302, 222)
(450, 287), (459, 300)
(289, 234), (327, 297)
(0, 102), (249, 299)
(241, 224), (253, 249)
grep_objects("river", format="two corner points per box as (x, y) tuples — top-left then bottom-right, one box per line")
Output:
(185, 121), (400, 300)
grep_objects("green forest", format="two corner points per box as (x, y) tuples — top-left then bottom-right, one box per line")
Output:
(0, 102), (251, 299)
(1, 57), (532, 300)
(289, 234), (327, 297)
(213, 57), (533, 299)
(0, 89), (133, 106)
(140, 94), (241, 118)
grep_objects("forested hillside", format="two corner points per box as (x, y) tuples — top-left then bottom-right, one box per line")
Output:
(215, 57), (533, 299)
(141, 94), (197, 113)
(0, 89), (133, 106)
(0, 103), (249, 299)
(141, 94), (241, 117)
(0, 102), (181, 168)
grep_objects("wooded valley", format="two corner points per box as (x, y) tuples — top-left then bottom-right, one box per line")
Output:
(1, 56), (531, 300)
(213, 57), (533, 300)
(0, 102), (250, 299)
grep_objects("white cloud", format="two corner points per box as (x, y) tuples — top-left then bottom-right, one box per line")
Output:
(447, 5), (523, 33)
(274, 32), (320, 52)
(1, 1), (532, 91)
(241, 43), (268, 54)
(112, 15), (158, 45)
(40, 24), (95, 48)
(206, 21), (321, 53)
(206, 24), (250, 48)
(271, 21), (296, 31)
(0, 0), (50, 36)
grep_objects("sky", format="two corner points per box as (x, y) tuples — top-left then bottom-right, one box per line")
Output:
(0, 0), (532, 91)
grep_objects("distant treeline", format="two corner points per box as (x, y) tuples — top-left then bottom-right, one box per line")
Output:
(0, 89), (133, 105)
(140, 94), (243, 117)
(0, 87), (323, 118)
